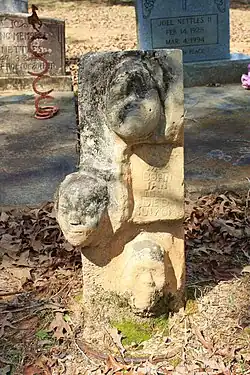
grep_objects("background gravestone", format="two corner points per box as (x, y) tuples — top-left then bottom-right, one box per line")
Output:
(0, 1), (75, 206)
(135, 0), (229, 63)
(0, 0), (28, 13)
(0, 13), (66, 77)
(135, 0), (250, 86)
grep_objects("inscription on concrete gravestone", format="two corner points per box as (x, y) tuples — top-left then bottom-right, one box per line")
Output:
(135, 0), (229, 62)
(0, 14), (65, 76)
(130, 145), (184, 223)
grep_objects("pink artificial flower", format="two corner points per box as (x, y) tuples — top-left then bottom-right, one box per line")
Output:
(241, 64), (250, 90)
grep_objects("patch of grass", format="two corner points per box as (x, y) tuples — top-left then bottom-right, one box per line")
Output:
(74, 292), (83, 303)
(169, 356), (182, 368)
(112, 315), (169, 346)
(35, 329), (51, 340)
(239, 359), (248, 375)
(63, 313), (71, 322)
(243, 327), (250, 335)
(113, 320), (152, 346)
(152, 315), (169, 334)
(185, 299), (199, 315)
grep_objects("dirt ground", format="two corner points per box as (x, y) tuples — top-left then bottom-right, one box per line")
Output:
(0, 193), (250, 375)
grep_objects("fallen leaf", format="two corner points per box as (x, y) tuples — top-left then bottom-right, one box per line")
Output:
(107, 327), (126, 356)
(0, 365), (11, 375)
(104, 355), (125, 373)
(8, 267), (32, 285)
(23, 365), (45, 375)
(0, 212), (9, 222)
(0, 234), (20, 255)
(242, 265), (250, 273)
(0, 313), (14, 338)
(31, 239), (43, 252)
(202, 358), (221, 370)
(63, 242), (74, 252)
(214, 218), (243, 238)
(15, 250), (32, 267)
(48, 312), (71, 340)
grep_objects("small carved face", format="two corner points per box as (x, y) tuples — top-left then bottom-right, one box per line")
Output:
(130, 259), (165, 312)
(56, 173), (108, 246)
(106, 58), (162, 141)
(122, 239), (165, 312)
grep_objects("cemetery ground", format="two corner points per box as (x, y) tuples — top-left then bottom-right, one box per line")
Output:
(0, 194), (250, 374)
(0, 0), (250, 374)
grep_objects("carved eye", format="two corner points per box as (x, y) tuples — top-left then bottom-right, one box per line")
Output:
(59, 202), (68, 211)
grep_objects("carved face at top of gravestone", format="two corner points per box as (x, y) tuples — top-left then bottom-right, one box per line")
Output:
(55, 172), (109, 247)
(105, 58), (162, 142)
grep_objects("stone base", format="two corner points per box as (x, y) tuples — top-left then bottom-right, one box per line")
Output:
(0, 76), (72, 92)
(184, 53), (250, 87)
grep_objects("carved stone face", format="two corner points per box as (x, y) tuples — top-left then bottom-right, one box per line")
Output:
(121, 237), (165, 312)
(106, 58), (162, 141)
(56, 172), (108, 246)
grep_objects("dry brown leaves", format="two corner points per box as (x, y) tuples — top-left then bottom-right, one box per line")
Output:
(185, 192), (250, 284)
(92, 354), (235, 375)
(49, 312), (72, 340)
(0, 192), (250, 374)
(91, 355), (171, 375)
(0, 202), (81, 295)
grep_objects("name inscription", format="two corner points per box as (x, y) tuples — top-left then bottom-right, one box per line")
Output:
(151, 14), (218, 49)
(0, 16), (65, 77)
(135, 169), (173, 219)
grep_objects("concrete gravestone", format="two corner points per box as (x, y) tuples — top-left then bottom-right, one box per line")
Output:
(0, 1), (74, 206)
(0, 0), (70, 90)
(135, 0), (230, 63)
(135, 0), (250, 86)
(0, 13), (66, 77)
(56, 50), (185, 315)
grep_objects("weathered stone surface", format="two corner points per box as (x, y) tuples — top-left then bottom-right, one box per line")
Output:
(0, 75), (72, 91)
(130, 145), (184, 223)
(56, 50), (185, 316)
(0, 13), (66, 76)
(135, 0), (230, 63)
(0, 0), (28, 13)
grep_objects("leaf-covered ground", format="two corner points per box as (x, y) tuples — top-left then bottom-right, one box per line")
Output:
(0, 191), (250, 375)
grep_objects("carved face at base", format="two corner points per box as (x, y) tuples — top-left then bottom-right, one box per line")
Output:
(122, 238), (165, 312)
(55, 172), (108, 247)
(106, 58), (162, 142)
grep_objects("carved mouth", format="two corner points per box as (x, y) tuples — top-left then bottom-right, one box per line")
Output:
(68, 226), (94, 235)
